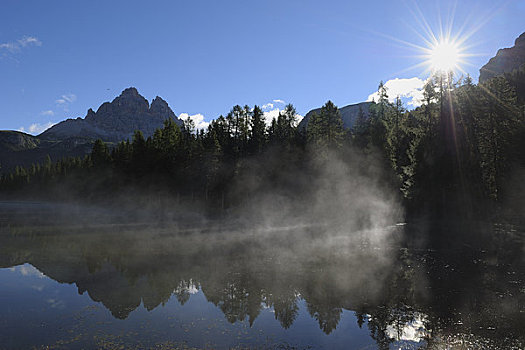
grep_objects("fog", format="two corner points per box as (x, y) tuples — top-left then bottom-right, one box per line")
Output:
(2, 147), (523, 349)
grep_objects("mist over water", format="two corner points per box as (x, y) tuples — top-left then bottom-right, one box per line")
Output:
(0, 151), (523, 349)
(1, 192), (524, 349)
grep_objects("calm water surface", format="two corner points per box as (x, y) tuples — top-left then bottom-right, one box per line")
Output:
(0, 202), (523, 349)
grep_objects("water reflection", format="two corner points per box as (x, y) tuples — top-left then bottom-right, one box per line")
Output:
(0, 209), (524, 349)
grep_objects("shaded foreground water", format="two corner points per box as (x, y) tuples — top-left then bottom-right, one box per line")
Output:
(0, 202), (524, 349)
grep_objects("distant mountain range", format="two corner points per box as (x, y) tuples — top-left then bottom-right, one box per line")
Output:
(0, 88), (180, 172)
(0, 131), (95, 172)
(40, 87), (181, 142)
(1, 32), (524, 173)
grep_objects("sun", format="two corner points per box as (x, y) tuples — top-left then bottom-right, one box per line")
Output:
(373, 2), (486, 79)
(429, 39), (460, 72)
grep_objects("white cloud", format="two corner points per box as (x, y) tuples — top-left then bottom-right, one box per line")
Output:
(18, 36), (42, 47)
(179, 100), (301, 132)
(9, 264), (45, 278)
(263, 108), (281, 125)
(179, 113), (209, 131)
(0, 36), (41, 53)
(258, 99), (303, 126)
(262, 107), (303, 127)
(55, 94), (77, 112)
(40, 110), (54, 116)
(55, 94), (77, 105)
(385, 312), (428, 342)
(46, 298), (66, 309)
(367, 77), (426, 108)
(18, 121), (56, 135)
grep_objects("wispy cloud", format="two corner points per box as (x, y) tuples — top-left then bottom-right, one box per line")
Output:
(46, 298), (66, 309)
(40, 110), (55, 116)
(55, 94), (77, 105)
(8, 264), (45, 278)
(273, 99), (285, 104)
(367, 77), (425, 108)
(18, 36), (41, 47)
(18, 121), (56, 135)
(179, 113), (209, 131)
(55, 93), (77, 112)
(0, 36), (42, 54)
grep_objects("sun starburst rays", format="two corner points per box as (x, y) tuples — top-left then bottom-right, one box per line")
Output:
(421, 37), (467, 74)
(381, 0), (504, 80)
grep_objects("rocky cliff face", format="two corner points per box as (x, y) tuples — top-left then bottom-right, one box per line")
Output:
(298, 101), (373, 131)
(40, 87), (181, 142)
(479, 32), (525, 83)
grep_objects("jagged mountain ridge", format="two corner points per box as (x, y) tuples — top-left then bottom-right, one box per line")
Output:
(0, 88), (181, 172)
(40, 87), (181, 142)
(297, 101), (373, 131)
(479, 32), (525, 83)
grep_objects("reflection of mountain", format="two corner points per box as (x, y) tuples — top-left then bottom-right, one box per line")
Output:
(0, 217), (523, 347)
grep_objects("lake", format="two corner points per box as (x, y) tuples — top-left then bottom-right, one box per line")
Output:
(0, 201), (523, 349)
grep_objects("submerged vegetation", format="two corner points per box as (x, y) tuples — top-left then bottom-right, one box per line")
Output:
(1, 70), (524, 219)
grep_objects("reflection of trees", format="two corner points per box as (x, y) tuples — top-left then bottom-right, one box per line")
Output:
(306, 302), (342, 335)
(301, 273), (345, 334)
(0, 220), (523, 347)
(367, 308), (393, 350)
(173, 280), (196, 305)
(270, 290), (299, 329)
(206, 280), (254, 324)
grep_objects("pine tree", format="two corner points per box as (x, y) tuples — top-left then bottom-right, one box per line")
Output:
(307, 101), (344, 150)
(91, 139), (111, 168)
(249, 105), (266, 154)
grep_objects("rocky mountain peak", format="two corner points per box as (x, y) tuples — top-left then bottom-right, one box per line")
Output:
(121, 87), (139, 96)
(515, 32), (525, 46)
(479, 32), (525, 83)
(39, 87), (181, 142)
(151, 96), (168, 108)
(85, 108), (96, 120)
(111, 87), (149, 112)
(150, 96), (176, 119)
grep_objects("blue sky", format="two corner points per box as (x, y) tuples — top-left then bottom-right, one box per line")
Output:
(1, 0), (524, 134)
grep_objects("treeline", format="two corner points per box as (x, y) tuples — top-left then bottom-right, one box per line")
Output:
(361, 70), (525, 216)
(1, 70), (524, 217)
(0, 104), (322, 210)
